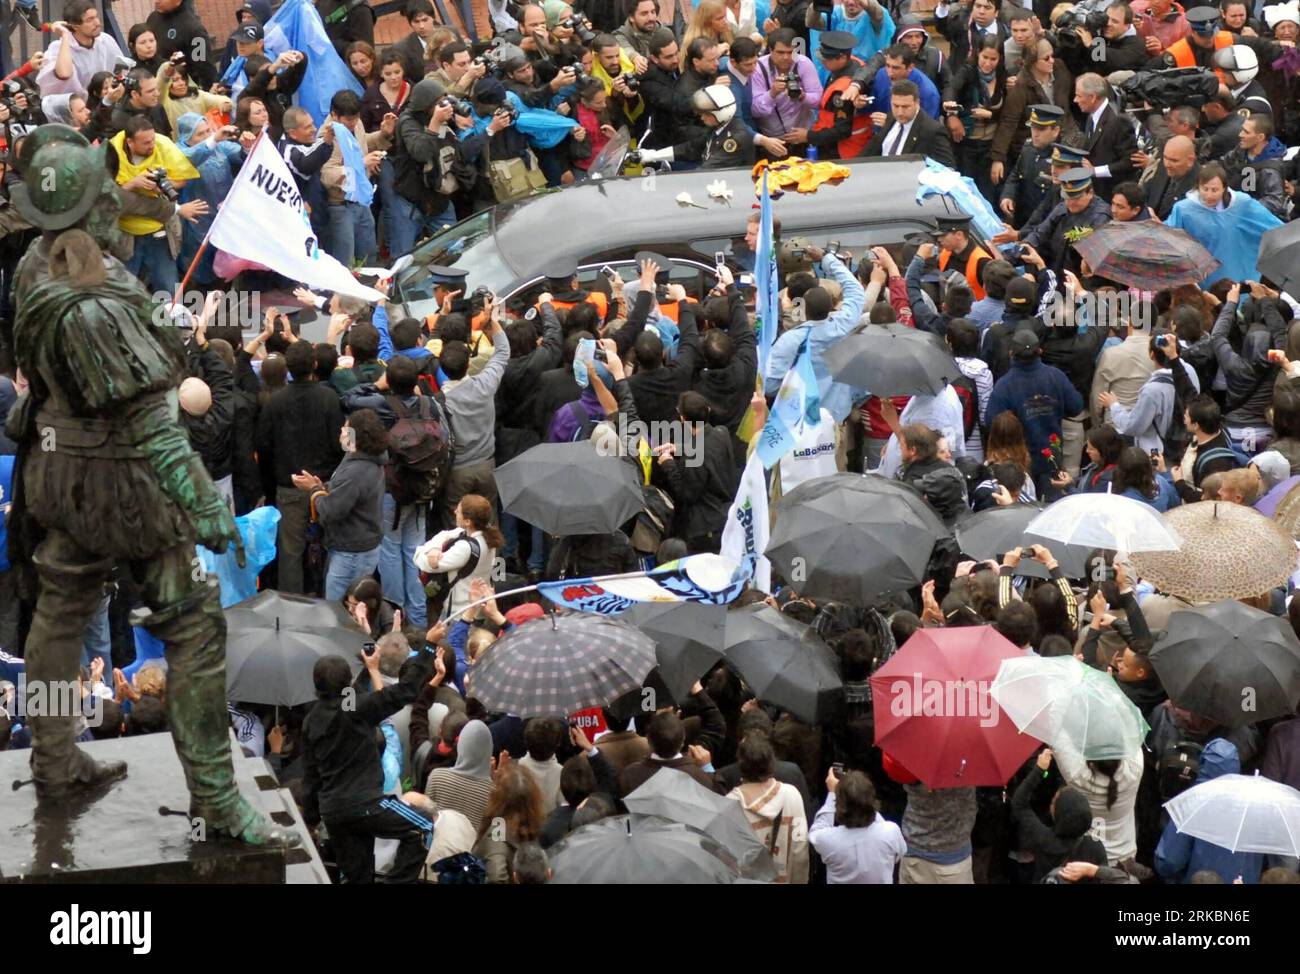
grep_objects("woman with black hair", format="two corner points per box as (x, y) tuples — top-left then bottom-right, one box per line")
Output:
(292, 408), (389, 600)
(1113, 445), (1180, 511)
(1054, 424), (1123, 493)
(942, 36), (1007, 205)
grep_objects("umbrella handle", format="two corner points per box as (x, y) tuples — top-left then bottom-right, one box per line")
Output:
(955, 758), (967, 778)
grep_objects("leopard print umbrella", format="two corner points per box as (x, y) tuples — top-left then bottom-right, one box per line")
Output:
(1131, 501), (1297, 602)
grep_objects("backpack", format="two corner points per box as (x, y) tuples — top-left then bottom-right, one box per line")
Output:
(950, 373), (979, 442)
(629, 484), (676, 555)
(384, 394), (453, 516)
(1195, 442), (1250, 473)
(422, 531), (482, 603)
(1157, 740), (1204, 801)
(1149, 372), (1191, 463)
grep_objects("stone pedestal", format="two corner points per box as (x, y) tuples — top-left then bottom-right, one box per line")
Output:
(0, 732), (328, 884)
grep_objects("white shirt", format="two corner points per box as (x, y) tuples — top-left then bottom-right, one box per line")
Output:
(36, 33), (126, 99)
(1086, 102), (1116, 179)
(876, 386), (967, 478)
(884, 117), (914, 156)
(808, 793), (907, 884)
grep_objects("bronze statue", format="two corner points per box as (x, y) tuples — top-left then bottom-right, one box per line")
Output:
(6, 125), (296, 848)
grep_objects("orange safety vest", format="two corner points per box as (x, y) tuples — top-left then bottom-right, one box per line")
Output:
(1165, 32), (1233, 81)
(548, 291), (609, 320)
(814, 63), (873, 161)
(938, 244), (994, 301)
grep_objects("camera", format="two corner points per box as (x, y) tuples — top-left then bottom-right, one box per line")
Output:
(560, 14), (596, 45)
(362, 642), (376, 658)
(784, 70), (802, 100)
(439, 95), (473, 117)
(169, 51), (188, 75)
(619, 71), (640, 92)
(148, 167), (178, 201)
(469, 285), (494, 308)
(567, 64), (588, 85)
(494, 105), (519, 124)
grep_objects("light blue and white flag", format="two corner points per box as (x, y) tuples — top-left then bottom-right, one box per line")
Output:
(755, 333), (821, 469)
(720, 451), (771, 592)
(536, 554), (750, 615)
(333, 121), (374, 206)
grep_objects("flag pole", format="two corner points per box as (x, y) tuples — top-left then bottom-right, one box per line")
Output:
(176, 126), (270, 296)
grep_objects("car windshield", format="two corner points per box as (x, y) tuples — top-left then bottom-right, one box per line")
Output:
(396, 211), (517, 312)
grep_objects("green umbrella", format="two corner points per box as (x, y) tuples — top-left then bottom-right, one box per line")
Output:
(990, 655), (1149, 760)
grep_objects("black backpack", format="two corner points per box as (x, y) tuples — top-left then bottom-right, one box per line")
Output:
(1149, 372), (1191, 463)
(1157, 740), (1204, 801)
(384, 394), (453, 516)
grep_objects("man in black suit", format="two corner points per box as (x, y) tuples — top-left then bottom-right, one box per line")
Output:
(1073, 72), (1137, 197)
(864, 78), (956, 167)
(934, 0), (1009, 69)
(1145, 134), (1200, 219)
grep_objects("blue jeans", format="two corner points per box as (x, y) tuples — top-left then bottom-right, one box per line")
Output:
(124, 232), (178, 295)
(381, 160), (456, 257)
(500, 511), (545, 573)
(379, 493), (427, 628)
(326, 201), (378, 267)
(81, 594), (112, 676)
(325, 546), (381, 601)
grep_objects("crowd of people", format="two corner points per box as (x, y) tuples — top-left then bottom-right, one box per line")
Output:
(1, 0), (1300, 886)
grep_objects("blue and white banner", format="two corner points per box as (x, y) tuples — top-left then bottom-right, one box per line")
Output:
(721, 451), (771, 592)
(755, 170), (779, 375)
(755, 333), (820, 469)
(537, 554), (750, 615)
(333, 121), (374, 206)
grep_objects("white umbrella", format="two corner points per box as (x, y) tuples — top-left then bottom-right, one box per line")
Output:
(1164, 772), (1300, 856)
(990, 655), (1149, 760)
(1024, 493), (1182, 553)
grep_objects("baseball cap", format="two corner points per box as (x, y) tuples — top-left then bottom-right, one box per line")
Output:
(231, 22), (263, 43)
(1010, 328), (1041, 358)
(1006, 277), (1037, 310)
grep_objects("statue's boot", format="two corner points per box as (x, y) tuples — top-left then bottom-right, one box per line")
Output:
(139, 570), (298, 851)
(31, 727), (128, 799)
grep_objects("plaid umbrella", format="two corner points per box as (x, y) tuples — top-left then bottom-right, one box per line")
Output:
(1130, 502), (1296, 602)
(467, 612), (657, 718)
(1071, 220), (1220, 290)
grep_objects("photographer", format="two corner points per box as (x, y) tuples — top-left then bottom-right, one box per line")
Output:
(385, 80), (474, 256)
(107, 67), (172, 139)
(782, 31), (873, 160)
(145, 0), (219, 90)
(1062, 2), (1149, 73)
(430, 41), (489, 98)
(934, 0), (1010, 69)
(109, 115), (205, 293)
(591, 33), (647, 129)
(501, 45), (567, 109)
(752, 28), (824, 143)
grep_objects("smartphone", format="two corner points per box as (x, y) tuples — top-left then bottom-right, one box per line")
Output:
(599, 264), (618, 283)
(1150, 448), (1161, 461)
(362, 642), (376, 657)
(831, 762), (845, 779)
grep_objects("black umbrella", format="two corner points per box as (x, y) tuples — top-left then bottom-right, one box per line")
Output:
(824, 323), (962, 397)
(766, 472), (947, 602)
(623, 601), (727, 702)
(624, 768), (779, 881)
(1259, 220), (1300, 303)
(494, 441), (644, 536)
(954, 505), (1093, 579)
(467, 612), (657, 717)
(548, 814), (745, 884)
(1150, 600), (1300, 727)
(721, 603), (844, 725)
(224, 591), (363, 706)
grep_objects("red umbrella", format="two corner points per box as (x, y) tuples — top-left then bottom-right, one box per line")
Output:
(870, 626), (1041, 788)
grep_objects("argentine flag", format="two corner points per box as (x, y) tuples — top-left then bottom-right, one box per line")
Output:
(756, 333), (820, 469)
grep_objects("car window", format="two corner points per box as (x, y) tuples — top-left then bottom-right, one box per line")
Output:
(395, 211), (516, 319)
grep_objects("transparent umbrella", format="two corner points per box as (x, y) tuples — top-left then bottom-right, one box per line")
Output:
(1024, 492), (1182, 553)
(990, 655), (1150, 760)
(1165, 773), (1300, 856)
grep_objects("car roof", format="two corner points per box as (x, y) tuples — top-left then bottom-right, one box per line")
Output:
(490, 155), (971, 277)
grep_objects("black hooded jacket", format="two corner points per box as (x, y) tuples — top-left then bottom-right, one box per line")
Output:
(146, 0), (219, 88)
(1012, 772), (1107, 882)
(392, 79), (477, 212)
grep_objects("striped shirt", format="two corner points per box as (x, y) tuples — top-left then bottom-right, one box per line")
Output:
(425, 768), (493, 829)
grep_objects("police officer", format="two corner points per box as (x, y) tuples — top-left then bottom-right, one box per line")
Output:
(933, 212), (995, 301)
(994, 141), (1092, 247)
(1156, 6), (1234, 74)
(781, 31), (873, 160)
(541, 258), (609, 321)
(1020, 167), (1112, 278)
(1214, 45), (1271, 115)
(1000, 105), (1063, 230)
(633, 85), (787, 169)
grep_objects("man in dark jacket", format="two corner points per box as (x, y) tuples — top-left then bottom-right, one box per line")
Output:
(180, 338), (235, 508)
(105, 68), (172, 139)
(279, 106), (334, 241)
(984, 329), (1084, 492)
(302, 635), (437, 883)
(980, 276), (1045, 382)
(657, 391), (739, 553)
(1208, 283), (1289, 453)
(1145, 134), (1200, 220)
(257, 341), (344, 593)
(619, 711), (715, 794)
(621, 301), (701, 425)
(694, 276), (758, 450)
(934, 0), (1009, 69)
(147, 0), (219, 88)
(317, 0), (376, 59)
(639, 28), (690, 150)
(897, 423), (969, 524)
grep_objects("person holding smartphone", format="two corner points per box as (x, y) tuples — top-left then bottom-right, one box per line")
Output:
(1097, 331), (1201, 460)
